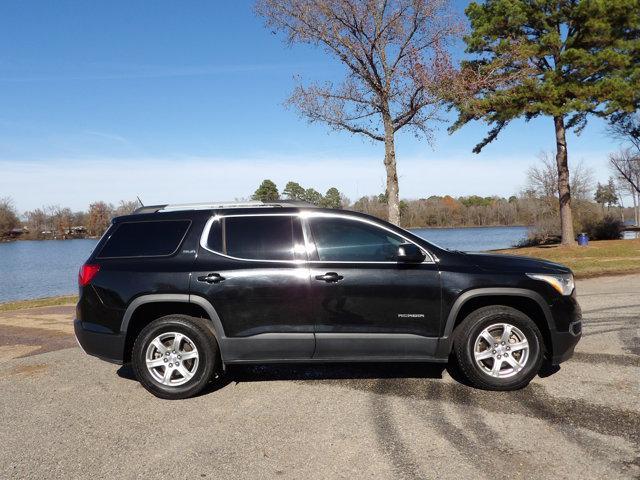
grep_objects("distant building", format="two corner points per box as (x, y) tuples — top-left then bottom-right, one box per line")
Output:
(3, 226), (28, 239)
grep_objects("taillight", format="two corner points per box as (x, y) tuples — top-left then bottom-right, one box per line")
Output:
(78, 264), (100, 287)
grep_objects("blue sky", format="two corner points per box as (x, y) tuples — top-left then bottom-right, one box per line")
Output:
(0, 0), (625, 212)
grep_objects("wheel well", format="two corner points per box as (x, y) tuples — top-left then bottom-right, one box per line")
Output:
(123, 302), (211, 363)
(451, 295), (552, 355)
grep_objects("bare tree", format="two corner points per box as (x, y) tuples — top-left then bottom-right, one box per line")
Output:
(610, 148), (640, 225)
(42, 206), (57, 234)
(256, 0), (460, 225)
(0, 197), (20, 235)
(87, 201), (114, 237)
(608, 112), (640, 154)
(610, 149), (640, 193)
(25, 208), (47, 238)
(526, 151), (594, 204)
(615, 175), (638, 226)
(523, 152), (595, 243)
(608, 112), (640, 226)
(52, 206), (74, 237)
(526, 153), (559, 202)
(115, 200), (139, 217)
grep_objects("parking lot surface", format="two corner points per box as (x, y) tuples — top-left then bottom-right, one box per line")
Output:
(1, 275), (639, 479)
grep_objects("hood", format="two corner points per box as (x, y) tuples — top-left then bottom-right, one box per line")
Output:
(463, 252), (572, 274)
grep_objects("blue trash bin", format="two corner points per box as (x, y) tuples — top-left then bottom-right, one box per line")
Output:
(577, 233), (589, 246)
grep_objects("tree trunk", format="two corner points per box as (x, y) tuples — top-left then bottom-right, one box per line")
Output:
(634, 191), (639, 226)
(554, 116), (575, 245)
(618, 193), (625, 222)
(383, 113), (401, 225)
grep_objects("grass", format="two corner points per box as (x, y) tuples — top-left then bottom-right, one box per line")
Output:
(0, 295), (78, 312)
(495, 238), (640, 278)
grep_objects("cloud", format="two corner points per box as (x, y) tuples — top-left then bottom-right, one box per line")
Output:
(0, 149), (613, 213)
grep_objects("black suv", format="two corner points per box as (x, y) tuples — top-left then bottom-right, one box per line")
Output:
(75, 201), (582, 399)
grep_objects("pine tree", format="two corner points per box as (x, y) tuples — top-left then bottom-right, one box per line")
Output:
(283, 181), (306, 201)
(252, 180), (280, 202)
(303, 188), (323, 206)
(321, 187), (343, 209)
(451, 0), (640, 244)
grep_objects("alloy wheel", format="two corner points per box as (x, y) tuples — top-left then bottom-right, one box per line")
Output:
(473, 323), (530, 378)
(145, 332), (200, 386)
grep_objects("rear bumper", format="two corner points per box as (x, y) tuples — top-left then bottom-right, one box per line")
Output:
(74, 319), (125, 364)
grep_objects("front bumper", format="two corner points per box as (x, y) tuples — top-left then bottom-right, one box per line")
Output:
(548, 322), (581, 364)
(547, 292), (582, 365)
(74, 319), (125, 364)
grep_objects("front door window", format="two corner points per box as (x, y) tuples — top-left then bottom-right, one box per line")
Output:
(308, 216), (404, 262)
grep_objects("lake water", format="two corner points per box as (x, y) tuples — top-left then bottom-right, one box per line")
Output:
(0, 239), (98, 303)
(412, 226), (529, 252)
(0, 226), (530, 302)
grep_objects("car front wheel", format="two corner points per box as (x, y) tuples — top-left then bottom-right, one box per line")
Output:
(132, 314), (219, 399)
(453, 306), (544, 391)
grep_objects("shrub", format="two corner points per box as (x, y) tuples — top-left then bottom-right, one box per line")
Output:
(580, 216), (624, 241)
(516, 216), (561, 247)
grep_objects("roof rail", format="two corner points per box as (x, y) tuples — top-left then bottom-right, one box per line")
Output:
(267, 200), (317, 208)
(132, 204), (168, 214)
(153, 200), (317, 213)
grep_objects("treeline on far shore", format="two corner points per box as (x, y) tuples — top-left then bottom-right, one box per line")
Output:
(250, 155), (637, 245)
(1, 155), (636, 245)
(3, 193), (539, 242)
(0, 199), (138, 241)
(251, 178), (540, 227)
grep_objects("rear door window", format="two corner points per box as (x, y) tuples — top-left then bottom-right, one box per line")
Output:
(98, 220), (191, 258)
(206, 215), (304, 261)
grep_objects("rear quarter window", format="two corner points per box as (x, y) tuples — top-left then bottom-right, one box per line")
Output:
(97, 220), (191, 258)
(205, 215), (304, 261)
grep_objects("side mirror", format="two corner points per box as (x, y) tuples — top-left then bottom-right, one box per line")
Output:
(397, 243), (426, 263)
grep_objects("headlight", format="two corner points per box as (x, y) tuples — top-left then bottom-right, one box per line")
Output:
(526, 273), (575, 295)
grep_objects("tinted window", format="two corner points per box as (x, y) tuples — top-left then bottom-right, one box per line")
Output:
(207, 219), (223, 253)
(208, 216), (304, 261)
(98, 220), (190, 258)
(310, 216), (404, 261)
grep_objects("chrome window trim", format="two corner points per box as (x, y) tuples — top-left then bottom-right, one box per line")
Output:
(199, 213), (307, 264)
(200, 211), (436, 265)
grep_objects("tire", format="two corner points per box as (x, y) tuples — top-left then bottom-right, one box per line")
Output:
(453, 305), (544, 391)
(132, 314), (220, 399)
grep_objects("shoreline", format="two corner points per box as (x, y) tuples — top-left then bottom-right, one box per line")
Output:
(0, 295), (78, 312)
(0, 237), (99, 244)
(408, 224), (529, 230)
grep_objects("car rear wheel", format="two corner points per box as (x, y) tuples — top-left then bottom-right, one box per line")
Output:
(453, 306), (544, 391)
(132, 315), (220, 399)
